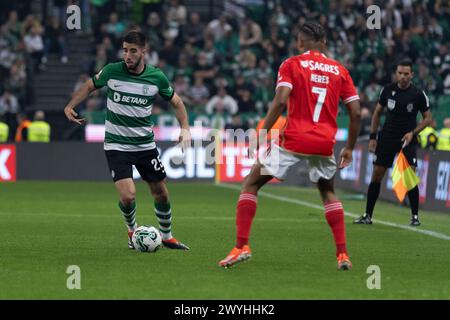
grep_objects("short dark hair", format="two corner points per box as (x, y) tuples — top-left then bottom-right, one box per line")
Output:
(397, 58), (413, 70)
(299, 22), (326, 41)
(122, 31), (146, 47)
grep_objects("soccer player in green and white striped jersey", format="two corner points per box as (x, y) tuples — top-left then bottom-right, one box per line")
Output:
(64, 31), (191, 250)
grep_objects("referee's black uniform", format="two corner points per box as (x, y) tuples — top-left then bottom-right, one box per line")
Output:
(354, 81), (430, 226)
(374, 82), (430, 168)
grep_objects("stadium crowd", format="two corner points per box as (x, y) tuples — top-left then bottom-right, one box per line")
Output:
(0, 0), (449, 148)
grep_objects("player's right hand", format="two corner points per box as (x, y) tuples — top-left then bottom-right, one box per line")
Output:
(178, 127), (192, 153)
(338, 147), (353, 169)
(368, 139), (377, 153)
(64, 106), (85, 125)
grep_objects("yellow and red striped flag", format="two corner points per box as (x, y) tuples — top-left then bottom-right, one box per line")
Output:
(391, 150), (420, 202)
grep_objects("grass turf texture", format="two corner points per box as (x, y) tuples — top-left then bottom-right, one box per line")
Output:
(0, 181), (449, 299)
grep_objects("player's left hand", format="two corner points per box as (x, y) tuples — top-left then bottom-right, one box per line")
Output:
(338, 147), (353, 169)
(178, 127), (192, 153)
(401, 131), (414, 148)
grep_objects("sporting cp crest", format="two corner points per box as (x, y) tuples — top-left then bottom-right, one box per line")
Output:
(406, 103), (413, 112)
(387, 98), (396, 110)
(143, 85), (149, 95)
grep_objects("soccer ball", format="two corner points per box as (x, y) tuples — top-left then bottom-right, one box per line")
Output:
(132, 225), (162, 253)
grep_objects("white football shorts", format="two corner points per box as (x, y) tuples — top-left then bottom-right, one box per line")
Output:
(258, 140), (337, 183)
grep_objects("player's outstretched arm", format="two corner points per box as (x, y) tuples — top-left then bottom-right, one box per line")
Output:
(339, 100), (361, 168)
(170, 92), (191, 151)
(63, 79), (96, 125)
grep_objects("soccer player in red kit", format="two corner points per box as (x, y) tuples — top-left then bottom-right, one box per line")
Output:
(219, 22), (361, 270)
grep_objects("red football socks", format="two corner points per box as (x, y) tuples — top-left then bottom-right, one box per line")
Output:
(324, 201), (347, 256)
(236, 192), (258, 248)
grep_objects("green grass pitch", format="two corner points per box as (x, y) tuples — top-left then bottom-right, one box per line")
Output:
(0, 181), (449, 299)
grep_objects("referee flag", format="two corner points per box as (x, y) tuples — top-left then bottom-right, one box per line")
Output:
(391, 150), (420, 202)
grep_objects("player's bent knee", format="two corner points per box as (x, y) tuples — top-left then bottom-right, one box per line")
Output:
(151, 188), (169, 203)
(241, 178), (261, 194)
(120, 192), (136, 205)
(154, 193), (169, 203)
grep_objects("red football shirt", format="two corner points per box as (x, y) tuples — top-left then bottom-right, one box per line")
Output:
(276, 50), (359, 156)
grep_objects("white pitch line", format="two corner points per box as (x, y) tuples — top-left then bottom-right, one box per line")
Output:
(217, 183), (450, 241)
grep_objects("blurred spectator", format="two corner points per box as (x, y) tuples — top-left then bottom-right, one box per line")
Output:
(254, 58), (273, 84)
(236, 89), (256, 114)
(51, 0), (68, 26)
(213, 75), (229, 91)
(205, 87), (238, 115)
(254, 76), (273, 114)
(4, 11), (21, 46)
(174, 54), (193, 80)
(416, 61), (438, 93)
(239, 50), (258, 83)
(201, 38), (220, 67)
(359, 107), (372, 138)
(166, 0), (187, 25)
(437, 118), (450, 151)
(0, 30), (18, 82)
(0, 89), (19, 115)
(90, 45), (108, 75)
(364, 80), (383, 109)
(165, 0), (187, 41)
(433, 45), (450, 77)
(7, 58), (27, 103)
(0, 89), (19, 139)
(205, 14), (232, 42)
(0, 115), (8, 142)
(173, 74), (190, 105)
(232, 74), (254, 99)
(14, 112), (30, 142)
(103, 13), (127, 44)
(270, 5), (290, 31)
(215, 28), (240, 64)
(418, 119), (439, 150)
(143, 12), (164, 51)
(444, 70), (450, 94)
(145, 43), (159, 66)
(157, 58), (175, 81)
(267, 22), (288, 60)
(179, 42), (197, 65)
(141, 0), (164, 23)
(239, 16), (262, 51)
(188, 76), (209, 109)
(82, 96), (102, 124)
(225, 114), (249, 131)
(160, 38), (179, 67)
(100, 36), (116, 63)
(28, 110), (50, 142)
(23, 25), (45, 72)
(193, 52), (219, 83)
(42, 16), (68, 64)
(183, 12), (204, 48)
(72, 73), (90, 96)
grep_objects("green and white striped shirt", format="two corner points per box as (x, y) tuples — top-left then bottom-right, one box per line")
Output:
(92, 62), (174, 151)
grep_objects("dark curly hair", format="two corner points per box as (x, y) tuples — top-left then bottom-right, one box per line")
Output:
(299, 22), (326, 41)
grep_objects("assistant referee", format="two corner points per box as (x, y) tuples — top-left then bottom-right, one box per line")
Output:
(354, 59), (432, 226)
